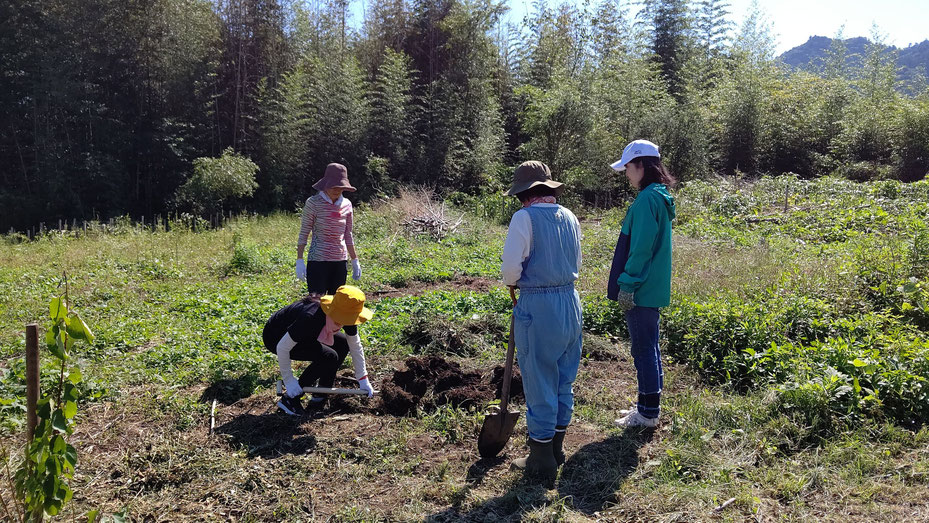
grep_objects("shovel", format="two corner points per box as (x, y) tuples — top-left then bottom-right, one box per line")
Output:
(275, 381), (379, 396)
(477, 287), (521, 459)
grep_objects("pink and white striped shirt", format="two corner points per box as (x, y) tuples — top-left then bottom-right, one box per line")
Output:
(297, 192), (355, 261)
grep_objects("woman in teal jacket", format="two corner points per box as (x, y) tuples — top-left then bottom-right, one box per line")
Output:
(607, 140), (676, 428)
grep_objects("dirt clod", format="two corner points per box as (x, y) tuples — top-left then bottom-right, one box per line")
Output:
(490, 365), (524, 400)
(379, 381), (423, 416)
(379, 355), (521, 415)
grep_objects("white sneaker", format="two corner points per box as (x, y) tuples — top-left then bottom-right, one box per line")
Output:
(614, 410), (658, 428)
(618, 405), (637, 416)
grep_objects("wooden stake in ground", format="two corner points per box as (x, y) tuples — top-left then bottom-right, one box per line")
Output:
(25, 324), (39, 444)
(209, 399), (217, 435)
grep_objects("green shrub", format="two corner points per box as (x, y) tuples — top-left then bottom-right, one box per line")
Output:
(448, 191), (521, 226)
(581, 296), (628, 337)
(224, 233), (266, 276)
(176, 148), (259, 216)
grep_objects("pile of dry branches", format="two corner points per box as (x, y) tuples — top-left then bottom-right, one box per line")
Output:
(393, 187), (464, 240)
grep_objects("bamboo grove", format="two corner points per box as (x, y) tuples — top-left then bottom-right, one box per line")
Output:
(2, 0), (928, 231)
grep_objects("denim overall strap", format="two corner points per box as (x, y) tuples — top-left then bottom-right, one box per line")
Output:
(516, 205), (580, 289)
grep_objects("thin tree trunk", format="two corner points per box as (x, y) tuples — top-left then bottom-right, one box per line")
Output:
(11, 124), (31, 195)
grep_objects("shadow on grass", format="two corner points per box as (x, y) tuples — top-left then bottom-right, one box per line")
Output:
(428, 468), (551, 522)
(215, 412), (318, 458)
(465, 455), (507, 487)
(199, 373), (274, 405)
(428, 428), (653, 521)
(557, 428), (654, 514)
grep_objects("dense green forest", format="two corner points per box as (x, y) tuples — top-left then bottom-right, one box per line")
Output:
(2, 0), (929, 232)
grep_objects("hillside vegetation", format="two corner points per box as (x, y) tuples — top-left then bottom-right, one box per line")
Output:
(781, 36), (929, 90)
(4, 0), (929, 233)
(0, 178), (927, 520)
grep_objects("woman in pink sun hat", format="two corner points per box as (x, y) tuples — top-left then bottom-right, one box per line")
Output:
(295, 163), (363, 296)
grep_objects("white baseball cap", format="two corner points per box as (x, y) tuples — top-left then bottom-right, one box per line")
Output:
(610, 140), (660, 171)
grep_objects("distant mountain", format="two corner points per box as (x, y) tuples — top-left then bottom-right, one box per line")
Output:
(779, 36), (929, 89)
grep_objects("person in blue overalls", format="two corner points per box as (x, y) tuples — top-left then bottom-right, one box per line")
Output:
(607, 139), (676, 428)
(501, 161), (583, 484)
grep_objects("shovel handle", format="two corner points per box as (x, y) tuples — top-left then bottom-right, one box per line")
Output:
(508, 286), (517, 306)
(276, 381), (377, 396)
(303, 386), (378, 396)
(500, 314), (516, 408)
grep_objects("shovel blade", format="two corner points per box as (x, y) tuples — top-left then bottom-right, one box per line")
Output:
(477, 409), (520, 459)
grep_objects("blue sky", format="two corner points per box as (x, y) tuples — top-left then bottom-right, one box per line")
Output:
(503, 0), (929, 54)
(351, 0), (927, 55)
(715, 0), (927, 53)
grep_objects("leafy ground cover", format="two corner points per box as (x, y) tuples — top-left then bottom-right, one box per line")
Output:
(0, 180), (928, 521)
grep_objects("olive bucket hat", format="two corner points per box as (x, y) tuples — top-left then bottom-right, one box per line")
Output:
(505, 161), (565, 197)
(312, 163), (357, 192)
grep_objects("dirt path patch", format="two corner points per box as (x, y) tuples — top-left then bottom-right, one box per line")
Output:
(367, 275), (498, 300)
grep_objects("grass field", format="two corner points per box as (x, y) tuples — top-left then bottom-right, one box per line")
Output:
(1, 178), (928, 521)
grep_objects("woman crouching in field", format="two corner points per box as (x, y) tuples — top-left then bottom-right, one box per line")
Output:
(501, 161), (583, 485)
(263, 285), (375, 415)
(607, 140), (676, 428)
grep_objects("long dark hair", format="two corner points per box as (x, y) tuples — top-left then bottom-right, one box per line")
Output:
(301, 293), (322, 304)
(631, 156), (676, 188)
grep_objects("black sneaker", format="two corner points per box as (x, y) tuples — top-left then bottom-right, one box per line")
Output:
(277, 395), (306, 416)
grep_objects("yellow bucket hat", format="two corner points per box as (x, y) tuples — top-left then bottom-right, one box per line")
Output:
(320, 285), (374, 326)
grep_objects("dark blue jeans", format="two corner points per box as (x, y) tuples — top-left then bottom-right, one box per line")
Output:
(626, 306), (663, 418)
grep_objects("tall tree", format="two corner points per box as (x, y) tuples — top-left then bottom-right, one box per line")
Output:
(256, 65), (314, 208)
(358, 0), (412, 76)
(591, 0), (632, 65)
(718, 1), (776, 175)
(368, 49), (419, 185)
(694, 0), (731, 54)
(215, 0), (290, 154)
(306, 56), (372, 195)
(404, 0), (506, 189)
(692, 0), (731, 91)
(642, 0), (693, 98)
(519, 1), (589, 90)
(0, 0), (47, 214)
(832, 25), (900, 167)
(0, 0), (222, 229)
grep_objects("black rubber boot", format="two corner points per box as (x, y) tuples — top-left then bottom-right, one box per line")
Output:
(511, 438), (558, 486)
(552, 426), (567, 466)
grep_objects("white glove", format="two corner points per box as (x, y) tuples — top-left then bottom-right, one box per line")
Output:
(284, 376), (304, 398)
(296, 259), (306, 281)
(351, 258), (362, 280)
(358, 376), (374, 398)
(617, 290), (636, 311)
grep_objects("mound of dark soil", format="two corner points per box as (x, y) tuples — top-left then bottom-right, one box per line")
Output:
(434, 367), (491, 409)
(490, 365), (524, 400)
(379, 381), (422, 416)
(378, 355), (522, 416)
